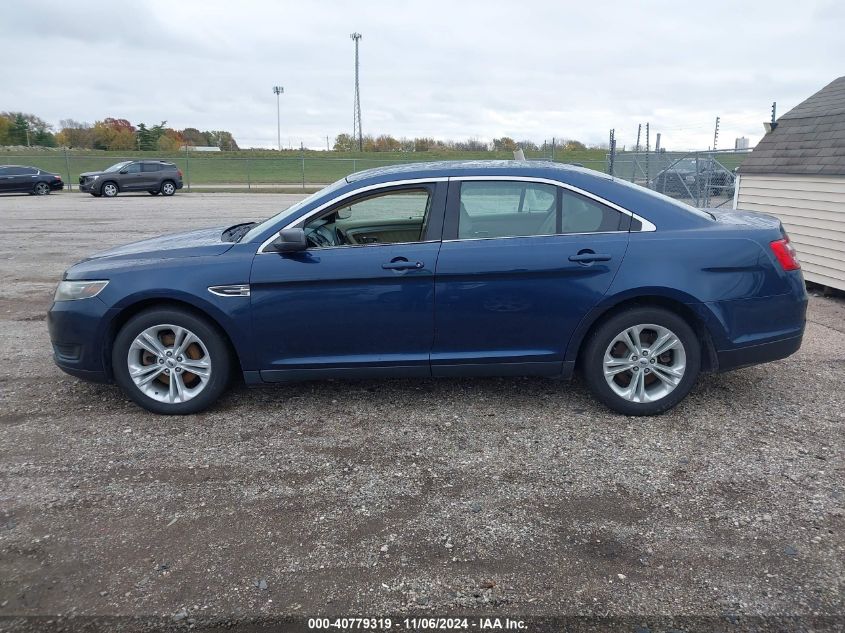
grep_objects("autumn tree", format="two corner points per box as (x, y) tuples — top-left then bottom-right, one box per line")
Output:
(563, 139), (586, 151)
(56, 119), (94, 148)
(0, 112), (55, 146)
(92, 118), (136, 150)
(157, 129), (183, 152)
(333, 133), (355, 151)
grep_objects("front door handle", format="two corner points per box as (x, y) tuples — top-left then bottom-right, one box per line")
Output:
(568, 252), (612, 263)
(382, 259), (424, 270)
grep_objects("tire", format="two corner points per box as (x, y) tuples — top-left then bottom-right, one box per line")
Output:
(148, 190), (160, 195)
(34, 182), (51, 195)
(101, 181), (119, 198)
(160, 180), (176, 196)
(581, 306), (701, 416)
(112, 308), (232, 415)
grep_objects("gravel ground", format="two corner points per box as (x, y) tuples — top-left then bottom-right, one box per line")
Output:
(0, 192), (843, 630)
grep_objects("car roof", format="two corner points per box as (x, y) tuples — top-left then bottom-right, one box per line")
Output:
(345, 159), (611, 184)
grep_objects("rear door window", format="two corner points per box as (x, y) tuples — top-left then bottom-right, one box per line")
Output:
(142, 163), (162, 172)
(457, 181), (557, 239)
(560, 189), (626, 233)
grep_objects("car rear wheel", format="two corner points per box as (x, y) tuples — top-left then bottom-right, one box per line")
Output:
(34, 182), (51, 195)
(160, 180), (176, 196)
(112, 308), (231, 414)
(581, 307), (700, 416)
(101, 182), (119, 198)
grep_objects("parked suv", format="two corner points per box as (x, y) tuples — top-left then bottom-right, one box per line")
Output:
(78, 160), (183, 197)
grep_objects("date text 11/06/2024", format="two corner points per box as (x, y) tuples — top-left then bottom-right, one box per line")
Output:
(307, 617), (527, 630)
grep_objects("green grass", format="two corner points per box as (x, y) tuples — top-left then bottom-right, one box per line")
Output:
(0, 147), (608, 187)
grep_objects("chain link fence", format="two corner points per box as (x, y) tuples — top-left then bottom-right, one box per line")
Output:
(1, 149), (745, 204)
(606, 149), (751, 208)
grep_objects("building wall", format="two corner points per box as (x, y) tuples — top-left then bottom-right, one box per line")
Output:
(735, 173), (845, 290)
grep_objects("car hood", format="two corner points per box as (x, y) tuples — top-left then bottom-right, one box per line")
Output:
(79, 170), (107, 178)
(82, 226), (235, 262)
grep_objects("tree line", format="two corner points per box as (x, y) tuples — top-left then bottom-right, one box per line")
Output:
(333, 133), (597, 153)
(0, 112), (240, 151)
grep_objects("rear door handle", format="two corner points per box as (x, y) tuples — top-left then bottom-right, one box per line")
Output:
(568, 253), (612, 263)
(382, 259), (424, 270)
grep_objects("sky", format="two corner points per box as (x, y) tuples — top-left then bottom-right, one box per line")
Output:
(2, 0), (844, 151)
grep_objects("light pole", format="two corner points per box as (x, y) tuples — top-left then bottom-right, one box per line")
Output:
(273, 85), (284, 151)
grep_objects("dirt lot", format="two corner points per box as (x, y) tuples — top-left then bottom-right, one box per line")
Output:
(0, 192), (843, 629)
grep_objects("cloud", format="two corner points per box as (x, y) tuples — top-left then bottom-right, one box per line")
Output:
(1, 0), (843, 149)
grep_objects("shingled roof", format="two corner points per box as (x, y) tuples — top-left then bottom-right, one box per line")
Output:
(738, 76), (845, 176)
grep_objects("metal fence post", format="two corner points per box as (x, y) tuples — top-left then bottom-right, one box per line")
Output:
(301, 153), (305, 189)
(246, 157), (251, 191)
(185, 145), (191, 192)
(64, 148), (72, 191)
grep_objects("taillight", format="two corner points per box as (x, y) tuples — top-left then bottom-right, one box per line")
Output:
(770, 237), (800, 271)
(177, 169), (183, 178)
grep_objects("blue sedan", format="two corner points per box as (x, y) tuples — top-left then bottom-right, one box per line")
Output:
(47, 161), (807, 415)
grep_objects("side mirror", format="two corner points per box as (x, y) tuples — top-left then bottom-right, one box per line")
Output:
(270, 228), (307, 253)
(119, 169), (128, 174)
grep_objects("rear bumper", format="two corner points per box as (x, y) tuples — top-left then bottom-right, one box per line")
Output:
(50, 181), (64, 191)
(716, 332), (803, 372)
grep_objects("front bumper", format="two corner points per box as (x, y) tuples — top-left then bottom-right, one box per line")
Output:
(47, 297), (113, 383)
(78, 179), (98, 193)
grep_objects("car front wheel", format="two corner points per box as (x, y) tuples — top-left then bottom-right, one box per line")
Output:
(101, 182), (119, 197)
(112, 308), (231, 414)
(581, 307), (701, 416)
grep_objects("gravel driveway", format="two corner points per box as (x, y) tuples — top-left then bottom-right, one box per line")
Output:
(1, 192), (843, 631)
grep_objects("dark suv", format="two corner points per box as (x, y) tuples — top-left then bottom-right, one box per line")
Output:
(78, 160), (183, 197)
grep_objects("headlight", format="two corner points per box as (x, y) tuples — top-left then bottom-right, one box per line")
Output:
(54, 280), (109, 302)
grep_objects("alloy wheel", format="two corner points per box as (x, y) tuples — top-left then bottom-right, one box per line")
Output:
(103, 183), (118, 197)
(602, 323), (686, 403)
(162, 182), (175, 195)
(127, 324), (212, 404)
(35, 182), (50, 195)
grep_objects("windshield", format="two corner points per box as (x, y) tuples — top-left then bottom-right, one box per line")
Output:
(104, 161), (132, 173)
(240, 177), (349, 243)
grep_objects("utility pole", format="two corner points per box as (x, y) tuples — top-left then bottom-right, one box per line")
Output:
(273, 86), (284, 151)
(645, 123), (650, 187)
(350, 32), (363, 151)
